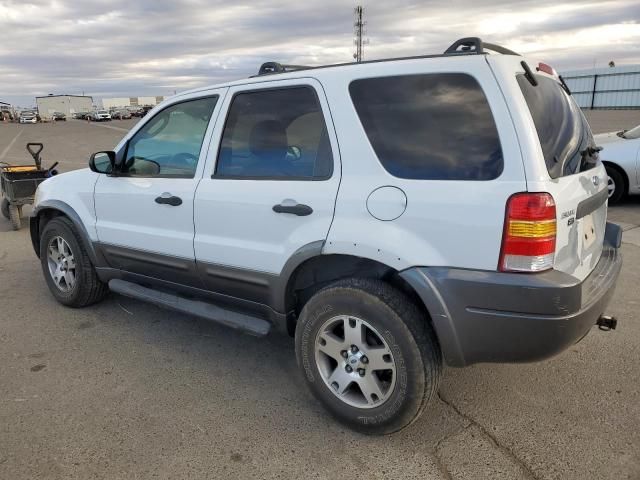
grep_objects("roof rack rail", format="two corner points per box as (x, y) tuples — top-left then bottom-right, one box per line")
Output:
(258, 62), (311, 76)
(444, 37), (520, 56)
(254, 37), (520, 78)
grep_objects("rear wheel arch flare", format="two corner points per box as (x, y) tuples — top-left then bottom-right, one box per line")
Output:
(284, 253), (435, 335)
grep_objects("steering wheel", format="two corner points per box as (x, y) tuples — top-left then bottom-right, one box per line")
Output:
(123, 156), (161, 175)
(172, 152), (199, 167)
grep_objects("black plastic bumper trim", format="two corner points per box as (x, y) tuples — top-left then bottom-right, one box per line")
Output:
(401, 222), (622, 367)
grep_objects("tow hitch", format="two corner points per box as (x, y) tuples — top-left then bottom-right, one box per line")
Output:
(597, 315), (618, 331)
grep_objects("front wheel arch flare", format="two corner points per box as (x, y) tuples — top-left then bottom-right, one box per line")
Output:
(32, 203), (99, 267)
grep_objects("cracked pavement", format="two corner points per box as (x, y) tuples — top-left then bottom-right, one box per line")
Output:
(1, 116), (640, 479)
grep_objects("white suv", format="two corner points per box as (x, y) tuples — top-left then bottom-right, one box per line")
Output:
(92, 110), (112, 121)
(29, 38), (621, 434)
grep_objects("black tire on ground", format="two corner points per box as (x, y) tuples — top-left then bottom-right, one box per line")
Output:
(39, 216), (108, 307)
(605, 165), (626, 205)
(1, 198), (9, 220)
(8, 204), (20, 230)
(295, 277), (442, 435)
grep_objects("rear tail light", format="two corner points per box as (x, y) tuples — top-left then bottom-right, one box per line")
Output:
(499, 193), (556, 272)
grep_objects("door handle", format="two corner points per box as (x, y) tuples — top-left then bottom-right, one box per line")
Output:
(155, 193), (182, 206)
(272, 203), (313, 216)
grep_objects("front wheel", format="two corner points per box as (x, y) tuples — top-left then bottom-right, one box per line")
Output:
(39, 217), (108, 307)
(295, 278), (442, 435)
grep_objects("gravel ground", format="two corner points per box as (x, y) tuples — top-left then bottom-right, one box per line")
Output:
(0, 114), (639, 479)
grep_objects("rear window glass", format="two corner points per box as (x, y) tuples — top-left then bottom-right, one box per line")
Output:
(349, 73), (503, 180)
(517, 74), (596, 178)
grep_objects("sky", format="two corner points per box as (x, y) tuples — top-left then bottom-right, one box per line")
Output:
(1, 0), (639, 107)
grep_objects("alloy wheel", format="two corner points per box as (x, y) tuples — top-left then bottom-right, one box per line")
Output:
(47, 236), (77, 292)
(314, 315), (396, 409)
(607, 176), (615, 198)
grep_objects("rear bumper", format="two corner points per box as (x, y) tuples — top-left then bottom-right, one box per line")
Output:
(401, 222), (622, 367)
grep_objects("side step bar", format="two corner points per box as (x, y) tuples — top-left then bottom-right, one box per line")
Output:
(108, 279), (271, 337)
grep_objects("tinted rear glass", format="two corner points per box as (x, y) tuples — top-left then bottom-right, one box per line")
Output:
(349, 73), (503, 180)
(517, 74), (597, 178)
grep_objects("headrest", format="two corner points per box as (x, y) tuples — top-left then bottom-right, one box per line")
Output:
(249, 119), (288, 160)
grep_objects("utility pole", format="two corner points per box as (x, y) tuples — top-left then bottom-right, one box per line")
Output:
(353, 5), (368, 63)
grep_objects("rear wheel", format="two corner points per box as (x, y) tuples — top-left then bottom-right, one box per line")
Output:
(39, 217), (108, 307)
(605, 165), (625, 205)
(295, 278), (442, 435)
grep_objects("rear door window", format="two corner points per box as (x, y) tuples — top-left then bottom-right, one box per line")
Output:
(215, 87), (333, 180)
(349, 73), (503, 180)
(517, 74), (598, 178)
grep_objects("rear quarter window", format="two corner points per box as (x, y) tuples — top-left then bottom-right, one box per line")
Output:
(517, 74), (596, 178)
(349, 73), (503, 180)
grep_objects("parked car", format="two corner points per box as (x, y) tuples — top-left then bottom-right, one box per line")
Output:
(111, 109), (132, 120)
(51, 112), (66, 121)
(128, 107), (145, 117)
(29, 37), (621, 435)
(91, 110), (111, 122)
(19, 111), (38, 124)
(594, 125), (640, 204)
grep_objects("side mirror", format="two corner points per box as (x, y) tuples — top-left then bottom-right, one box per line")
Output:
(89, 151), (115, 174)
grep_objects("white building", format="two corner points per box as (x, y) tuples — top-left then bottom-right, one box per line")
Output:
(102, 96), (166, 109)
(36, 95), (93, 119)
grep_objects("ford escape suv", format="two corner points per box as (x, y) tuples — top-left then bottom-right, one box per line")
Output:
(29, 38), (621, 434)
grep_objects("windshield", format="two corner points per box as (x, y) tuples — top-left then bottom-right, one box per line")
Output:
(98, 110), (108, 114)
(623, 125), (640, 139)
(517, 74), (599, 178)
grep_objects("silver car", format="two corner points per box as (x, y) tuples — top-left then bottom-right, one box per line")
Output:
(595, 124), (640, 204)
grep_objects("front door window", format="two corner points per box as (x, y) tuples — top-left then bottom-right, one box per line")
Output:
(123, 96), (218, 177)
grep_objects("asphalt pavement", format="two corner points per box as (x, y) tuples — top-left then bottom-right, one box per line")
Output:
(0, 117), (639, 479)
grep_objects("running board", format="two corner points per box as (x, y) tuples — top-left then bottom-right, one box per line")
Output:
(108, 279), (271, 337)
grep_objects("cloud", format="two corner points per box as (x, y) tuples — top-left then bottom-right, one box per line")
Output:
(0, 0), (638, 106)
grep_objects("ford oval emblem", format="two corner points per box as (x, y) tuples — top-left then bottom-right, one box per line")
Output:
(592, 176), (600, 186)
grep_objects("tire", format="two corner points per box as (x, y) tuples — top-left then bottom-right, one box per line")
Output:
(605, 165), (625, 205)
(1, 198), (9, 220)
(295, 278), (442, 435)
(39, 216), (108, 307)
(8, 204), (20, 230)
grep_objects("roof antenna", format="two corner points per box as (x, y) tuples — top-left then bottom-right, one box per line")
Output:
(353, 5), (369, 63)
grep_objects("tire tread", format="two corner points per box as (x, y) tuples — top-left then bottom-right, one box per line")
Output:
(9, 204), (21, 230)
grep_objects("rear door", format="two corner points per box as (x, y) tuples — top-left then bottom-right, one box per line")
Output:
(492, 57), (608, 281)
(193, 78), (340, 305)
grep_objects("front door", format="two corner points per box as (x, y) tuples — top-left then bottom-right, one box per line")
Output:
(94, 92), (225, 284)
(193, 79), (341, 307)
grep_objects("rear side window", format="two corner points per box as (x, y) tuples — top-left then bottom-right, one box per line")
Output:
(349, 73), (503, 180)
(517, 74), (596, 178)
(215, 86), (333, 180)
